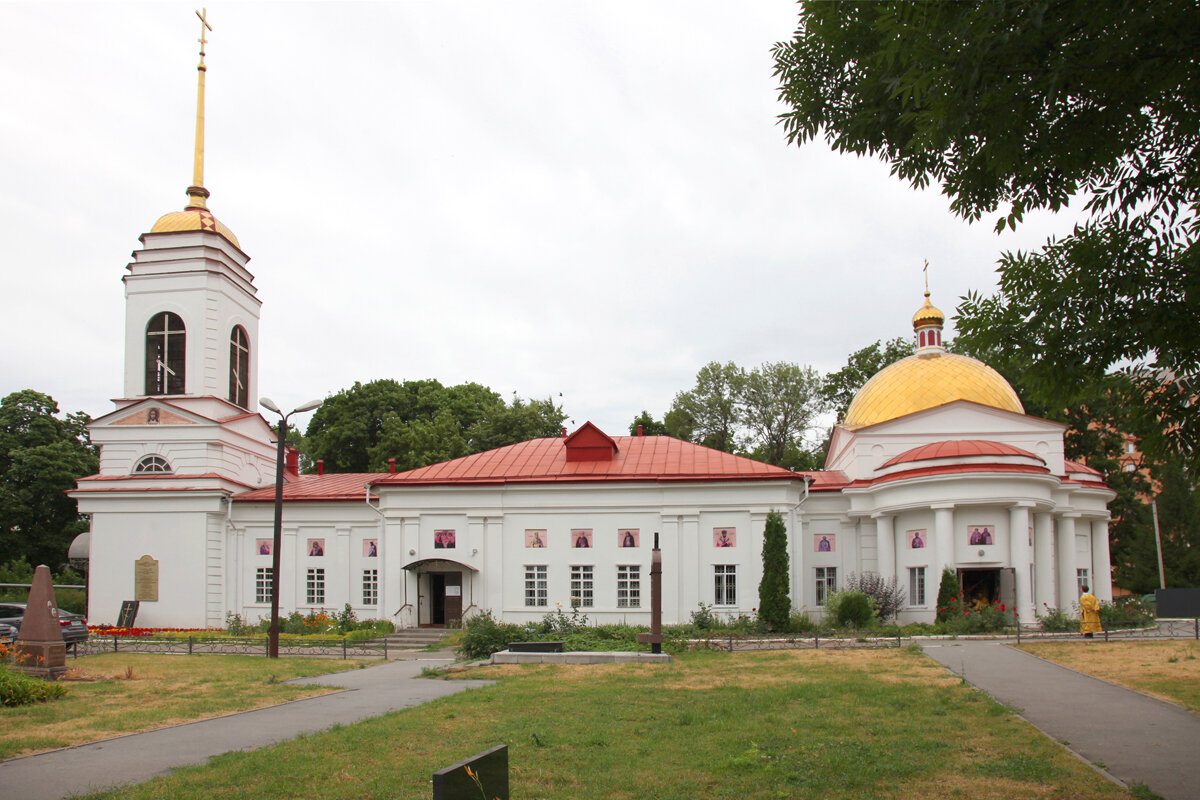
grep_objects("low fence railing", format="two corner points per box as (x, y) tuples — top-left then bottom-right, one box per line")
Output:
(73, 636), (397, 659)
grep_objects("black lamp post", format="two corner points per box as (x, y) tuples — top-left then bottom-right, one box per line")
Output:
(260, 396), (321, 659)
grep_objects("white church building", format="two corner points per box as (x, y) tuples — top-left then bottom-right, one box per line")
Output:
(70, 27), (1115, 631)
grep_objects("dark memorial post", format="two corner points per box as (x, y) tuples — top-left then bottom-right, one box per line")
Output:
(432, 745), (509, 800)
(637, 531), (664, 654)
(13, 564), (67, 680)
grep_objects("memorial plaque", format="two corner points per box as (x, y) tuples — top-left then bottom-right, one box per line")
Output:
(134, 555), (159, 602)
(118, 600), (140, 628)
(433, 745), (508, 800)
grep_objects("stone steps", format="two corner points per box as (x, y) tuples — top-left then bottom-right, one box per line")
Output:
(382, 628), (453, 648)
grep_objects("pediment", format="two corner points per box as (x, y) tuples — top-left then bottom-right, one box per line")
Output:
(93, 399), (208, 428)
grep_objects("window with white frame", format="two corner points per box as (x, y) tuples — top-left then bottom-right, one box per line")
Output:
(255, 567), (273, 604)
(617, 565), (641, 608)
(908, 566), (926, 606)
(714, 565), (737, 606)
(362, 569), (378, 606)
(815, 566), (837, 606)
(306, 568), (325, 605)
(525, 565), (548, 607)
(570, 565), (594, 608)
(1077, 568), (1090, 594)
(133, 455), (172, 474)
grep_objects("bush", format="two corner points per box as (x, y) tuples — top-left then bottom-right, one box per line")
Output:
(458, 610), (524, 660)
(1036, 604), (1075, 632)
(690, 603), (718, 630)
(826, 590), (874, 629)
(0, 665), (68, 707)
(940, 595), (1012, 634)
(935, 569), (961, 624)
(843, 572), (906, 621)
(786, 610), (817, 633)
(1101, 597), (1156, 629)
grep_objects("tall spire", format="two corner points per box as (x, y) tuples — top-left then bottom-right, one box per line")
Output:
(186, 8), (212, 211)
(912, 260), (946, 352)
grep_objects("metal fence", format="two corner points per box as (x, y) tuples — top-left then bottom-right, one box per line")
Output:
(73, 636), (398, 659)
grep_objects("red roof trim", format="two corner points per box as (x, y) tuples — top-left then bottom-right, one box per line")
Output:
(881, 439), (1042, 468)
(848, 462), (1054, 488)
(77, 472), (255, 489)
(1063, 459), (1103, 476)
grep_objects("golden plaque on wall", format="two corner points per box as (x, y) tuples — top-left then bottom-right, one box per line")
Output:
(134, 555), (159, 602)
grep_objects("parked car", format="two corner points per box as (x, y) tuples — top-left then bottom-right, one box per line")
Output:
(0, 621), (16, 646)
(0, 603), (89, 649)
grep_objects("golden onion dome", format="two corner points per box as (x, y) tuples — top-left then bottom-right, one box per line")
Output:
(912, 291), (945, 328)
(843, 351), (1024, 429)
(151, 206), (241, 249)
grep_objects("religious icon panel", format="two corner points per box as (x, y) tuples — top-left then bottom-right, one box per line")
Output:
(814, 534), (836, 553)
(307, 538), (325, 557)
(525, 529), (547, 548)
(967, 525), (995, 546)
(907, 529), (927, 549)
(572, 529), (593, 548)
(255, 539), (272, 556)
(618, 529), (639, 548)
(434, 530), (456, 549)
(713, 527), (736, 547)
(363, 539), (378, 557)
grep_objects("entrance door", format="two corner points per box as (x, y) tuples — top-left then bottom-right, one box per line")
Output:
(428, 572), (463, 627)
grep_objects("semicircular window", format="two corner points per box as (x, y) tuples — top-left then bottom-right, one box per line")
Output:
(133, 455), (173, 474)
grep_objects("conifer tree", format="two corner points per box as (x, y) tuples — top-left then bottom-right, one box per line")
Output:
(935, 568), (960, 623)
(758, 510), (790, 629)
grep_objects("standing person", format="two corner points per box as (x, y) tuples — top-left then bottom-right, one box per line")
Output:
(1079, 585), (1102, 639)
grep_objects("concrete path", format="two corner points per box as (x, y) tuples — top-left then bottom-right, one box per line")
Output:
(0, 652), (493, 800)
(921, 639), (1200, 800)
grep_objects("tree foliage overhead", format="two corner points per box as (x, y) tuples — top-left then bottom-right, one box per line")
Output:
(302, 379), (566, 473)
(774, 0), (1200, 468)
(0, 390), (97, 568)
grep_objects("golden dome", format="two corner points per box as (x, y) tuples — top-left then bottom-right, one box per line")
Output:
(150, 207), (241, 249)
(842, 351), (1024, 429)
(912, 292), (944, 328)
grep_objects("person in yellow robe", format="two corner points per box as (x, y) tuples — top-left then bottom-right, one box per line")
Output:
(1079, 585), (1102, 638)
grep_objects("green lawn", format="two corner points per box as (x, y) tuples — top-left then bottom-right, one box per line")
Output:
(77, 648), (1130, 800)
(0, 653), (368, 759)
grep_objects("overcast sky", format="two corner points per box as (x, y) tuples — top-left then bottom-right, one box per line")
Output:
(2, 2), (1081, 441)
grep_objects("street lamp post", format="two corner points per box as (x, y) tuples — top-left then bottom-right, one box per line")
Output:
(260, 396), (322, 659)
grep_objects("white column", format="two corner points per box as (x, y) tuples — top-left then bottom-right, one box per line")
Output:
(660, 515), (681, 623)
(1091, 518), (1113, 603)
(1056, 514), (1078, 611)
(791, 510), (805, 614)
(933, 505), (955, 590)
(680, 513), (699, 613)
(1034, 512), (1055, 613)
(875, 514), (895, 582)
(1008, 504), (1034, 622)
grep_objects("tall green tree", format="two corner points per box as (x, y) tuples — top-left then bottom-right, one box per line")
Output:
(628, 411), (669, 437)
(303, 379), (565, 473)
(774, 0), (1200, 470)
(0, 391), (98, 568)
(758, 510), (790, 630)
(667, 362), (745, 453)
(740, 362), (825, 468)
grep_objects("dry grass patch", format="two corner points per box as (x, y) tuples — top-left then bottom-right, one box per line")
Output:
(1017, 640), (1200, 712)
(80, 648), (1132, 800)
(0, 653), (370, 760)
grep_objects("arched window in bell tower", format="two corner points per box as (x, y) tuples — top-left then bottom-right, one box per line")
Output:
(229, 325), (250, 407)
(145, 312), (186, 395)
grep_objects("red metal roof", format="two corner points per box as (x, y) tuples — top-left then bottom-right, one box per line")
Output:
(373, 435), (804, 486)
(881, 440), (1042, 469)
(1064, 459), (1104, 477)
(235, 474), (381, 502)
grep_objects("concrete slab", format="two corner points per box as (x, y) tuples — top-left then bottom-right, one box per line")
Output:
(921, 639), (1200, 800)
(490, 650), (672, 665)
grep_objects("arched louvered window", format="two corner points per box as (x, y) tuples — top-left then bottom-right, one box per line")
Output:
(133, 455), (172, 474)
(229, 325), (250, 407)
(145, 312), (186, 395)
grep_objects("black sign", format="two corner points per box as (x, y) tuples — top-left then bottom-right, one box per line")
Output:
(117, 600), (140, 628)
(1156, 588), (1200, 618)
(433, 745), (508, 800)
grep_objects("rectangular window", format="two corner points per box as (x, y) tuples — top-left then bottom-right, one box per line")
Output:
(255, 567), (273, 604)
(570, 565), (594, 608)
(525, 565), (548, 607)
(1077, 568), (1090, 595)
(306, 568), (325, 605)
(908, 566), (926, 606)
(815, 566), (837, 606)
(362, 569), (378, 606)
(714, 565), (737, 606)
(617, 565), (641, 608)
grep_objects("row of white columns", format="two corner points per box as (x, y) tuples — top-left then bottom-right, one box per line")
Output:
(872, 507), (1112, 621)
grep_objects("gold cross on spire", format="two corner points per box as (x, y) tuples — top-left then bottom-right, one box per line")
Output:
(196, 8), (212, 64)
(923, 259), (930, 296)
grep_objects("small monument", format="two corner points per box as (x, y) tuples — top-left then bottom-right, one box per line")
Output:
(636, 532), (664, 654)
(12, 564), (68, 680)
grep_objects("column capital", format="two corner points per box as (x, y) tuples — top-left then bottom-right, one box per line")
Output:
(930, 503), (957, 511)
(1010, 501), (1037, 509)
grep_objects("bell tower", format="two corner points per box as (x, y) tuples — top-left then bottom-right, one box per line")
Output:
(121, 8), (261, 414)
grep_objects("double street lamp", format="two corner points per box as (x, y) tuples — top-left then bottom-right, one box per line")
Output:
(260, 396), (322, 659)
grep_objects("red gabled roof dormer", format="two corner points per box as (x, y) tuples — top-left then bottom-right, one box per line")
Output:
(563, 422), (618, 463)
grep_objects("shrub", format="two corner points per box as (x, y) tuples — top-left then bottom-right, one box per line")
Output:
(935, 569), (961, 624)
(0, 666), (68, 707)
(825, 590), (874, 629)
(843, 572), (906, 621)
(786, 609), (817, 633)
(758, 510), (790, 630)
(940, 595), (1012, 634)
(1101, 597), (1155, 629)
(1037, 604), (1075, 632)
(458, 610), (524, 660)
(536, 604), (589, 636)
(333, 604), (358, 634)
(690, 602), (718, 630)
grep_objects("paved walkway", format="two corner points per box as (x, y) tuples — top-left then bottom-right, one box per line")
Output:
(0, 651), (493, 800)
(921, 639), (1200, 800)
